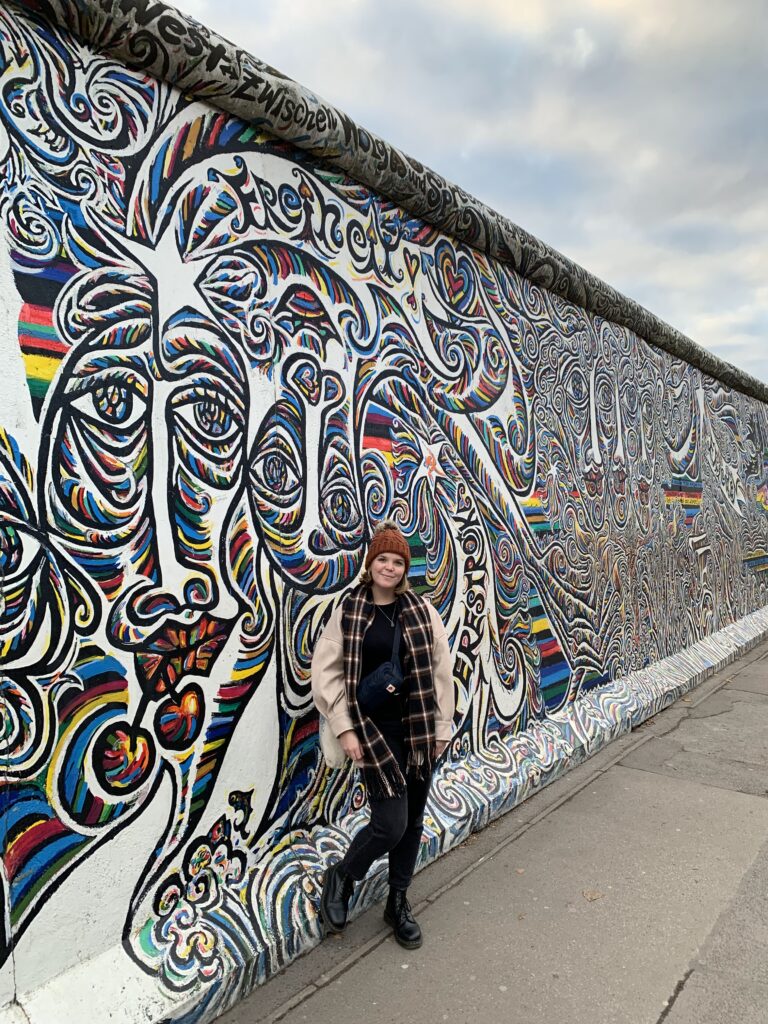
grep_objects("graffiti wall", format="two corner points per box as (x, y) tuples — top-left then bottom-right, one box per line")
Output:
(1, 4), (767, 1021)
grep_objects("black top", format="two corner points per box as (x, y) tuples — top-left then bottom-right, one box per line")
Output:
(360, 602), (409, 728)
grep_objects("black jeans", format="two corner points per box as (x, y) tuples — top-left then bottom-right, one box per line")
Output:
(341, 731), (431, 890)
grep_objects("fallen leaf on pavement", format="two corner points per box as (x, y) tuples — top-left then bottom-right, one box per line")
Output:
(582, 889), (604, 902)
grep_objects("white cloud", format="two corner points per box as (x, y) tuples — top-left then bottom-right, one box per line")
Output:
(555, 27), (597, 68)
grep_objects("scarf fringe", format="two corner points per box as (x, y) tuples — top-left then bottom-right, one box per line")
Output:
(364, 761), (407, 801)
(364, 748), (434, 801)
(407, 748), (433, 780)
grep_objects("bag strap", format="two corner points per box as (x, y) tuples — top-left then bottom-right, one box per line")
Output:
(390, 621), (401, 666)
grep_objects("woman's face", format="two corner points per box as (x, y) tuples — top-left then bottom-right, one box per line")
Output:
(369, 552), (406, 594)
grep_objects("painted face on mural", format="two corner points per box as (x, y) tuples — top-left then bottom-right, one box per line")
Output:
(569, 337), (631, 521)
(537, 313), (651, 536)
(36, 139), (370, 801)
(248, 349), (365, 590)
(0, 89), (377, 976)
(40, 258), (252, 783)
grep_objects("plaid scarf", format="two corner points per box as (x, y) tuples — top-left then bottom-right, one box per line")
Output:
(342, 583), (435, 799)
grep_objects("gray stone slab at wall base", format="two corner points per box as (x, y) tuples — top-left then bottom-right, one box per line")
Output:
(7, 604), (768, 1024)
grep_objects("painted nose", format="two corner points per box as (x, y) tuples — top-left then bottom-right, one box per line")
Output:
(136, 571), (216, 622)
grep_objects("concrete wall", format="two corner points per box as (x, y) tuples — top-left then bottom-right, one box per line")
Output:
(1, 3), (767, 1022)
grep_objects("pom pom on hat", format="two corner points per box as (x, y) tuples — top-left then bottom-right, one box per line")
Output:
(364, 520), (411, 571)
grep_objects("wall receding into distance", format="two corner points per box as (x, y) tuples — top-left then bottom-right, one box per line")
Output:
(1, 2), (768, 1022)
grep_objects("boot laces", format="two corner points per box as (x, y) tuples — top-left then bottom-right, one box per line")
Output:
(395, 891), (413, 923)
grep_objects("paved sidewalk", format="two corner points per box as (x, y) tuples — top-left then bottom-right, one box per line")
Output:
(221, 639), (768, 1024)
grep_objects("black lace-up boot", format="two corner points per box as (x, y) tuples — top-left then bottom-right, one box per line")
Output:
(384, 887), (423, 948)
(320, 862), (355, 934)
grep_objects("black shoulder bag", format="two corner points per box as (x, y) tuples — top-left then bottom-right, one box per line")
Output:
(357, 622), (403, 716)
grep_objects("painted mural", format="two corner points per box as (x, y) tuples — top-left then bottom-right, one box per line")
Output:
(0, 5), (767, 1020)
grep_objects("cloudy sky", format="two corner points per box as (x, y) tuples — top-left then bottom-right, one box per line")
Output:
(172, 0), (767, 384)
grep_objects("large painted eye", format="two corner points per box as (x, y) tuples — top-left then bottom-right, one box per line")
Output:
(262, 452), (294, 493)
(566, 369), (588, 406)
(625, 426), (640, 460)
(0, 521), (44, 582)
(176, 394), (238, 443)
(249, 399), (305, 521)
(70, 383), (147, 428)
(595, 374), (614, 413)
(623, 382), (639, 416)
(323, 486), (354, 527)
(251, 442), (301, 505)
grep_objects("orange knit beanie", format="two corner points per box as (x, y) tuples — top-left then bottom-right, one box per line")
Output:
(364, 522), (411, 571)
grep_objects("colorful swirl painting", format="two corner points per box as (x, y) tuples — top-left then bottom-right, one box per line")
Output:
(0, 4), (767, 1022)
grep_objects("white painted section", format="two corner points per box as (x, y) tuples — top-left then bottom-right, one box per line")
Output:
(11, 774), (174, 995)
(18, 941), (173, 1024)
(0, 236), (35, 448)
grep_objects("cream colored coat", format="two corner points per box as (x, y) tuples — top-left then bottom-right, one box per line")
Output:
(311, 598), (455, 743)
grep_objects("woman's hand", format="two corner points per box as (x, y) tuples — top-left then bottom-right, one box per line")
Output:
(433, 739), (449, 759)
(338, 729), (364, 764)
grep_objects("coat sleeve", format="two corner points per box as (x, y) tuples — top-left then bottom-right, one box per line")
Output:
(311, 603), (356, 738)
(428, 602), (456, 743)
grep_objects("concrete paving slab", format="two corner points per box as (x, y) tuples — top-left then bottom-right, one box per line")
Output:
(217, 721), (663, 1024)
(690, 834), (768, 988)
(663, 968), (768, 1024)
(218, 776), (602, 1023)
(726, 668), (768, 695)
(696, 893), (768, 986)
(726, 649), (768, 681)
(619, 690), (768, 796)
(271, 766), (768, 1024)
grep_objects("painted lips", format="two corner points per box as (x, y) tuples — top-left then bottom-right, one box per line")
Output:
(134, 614), (232, 697)
(92, 616), (232, 789)
(583, 468), (604, 497)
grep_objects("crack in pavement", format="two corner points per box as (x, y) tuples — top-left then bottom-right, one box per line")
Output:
(656, 968), (694, 1023)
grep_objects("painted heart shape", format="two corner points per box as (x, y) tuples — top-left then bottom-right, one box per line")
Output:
(437, 243), (475, 310)
(445, 265), (467, 302)
(404, 250), (419, 283)
(93, 721), (157, 795)
(287, 358), (322, 406)
(154, 683), (205, 751)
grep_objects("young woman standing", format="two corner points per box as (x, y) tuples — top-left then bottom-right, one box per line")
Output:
(311, 521), (455, 948)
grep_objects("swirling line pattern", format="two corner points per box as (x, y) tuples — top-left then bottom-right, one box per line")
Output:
(0, 7), (767, 1022)
(12, 0), (768, 404)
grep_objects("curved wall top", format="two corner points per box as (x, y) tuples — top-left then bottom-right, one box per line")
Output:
(20, 0), (768, 403)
